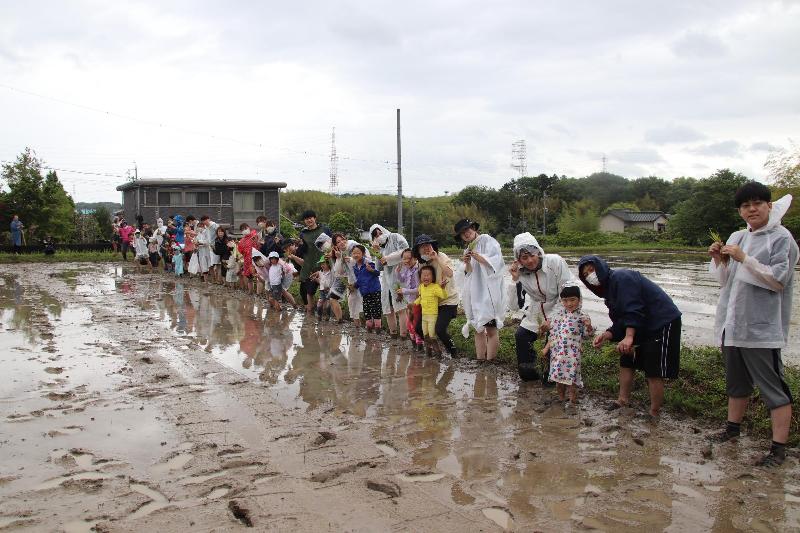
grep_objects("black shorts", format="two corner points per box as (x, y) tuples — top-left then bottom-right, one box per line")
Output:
(149, 252), (160, 267)
(299, 279), (319, 305)
(619, 317), (681, 379)
(362, 291), (382, 320)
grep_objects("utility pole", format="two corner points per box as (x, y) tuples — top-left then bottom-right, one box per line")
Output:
(410, 200), (416, 245)
(396, 109), (403, 233)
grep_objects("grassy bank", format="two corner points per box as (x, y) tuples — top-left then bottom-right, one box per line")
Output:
(0, 251), (121, 264)
(446, 316), (800, 445)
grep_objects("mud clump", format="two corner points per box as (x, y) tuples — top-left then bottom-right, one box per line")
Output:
(139, 357), (154, 364)
(44, 367), (64, 374)
(310, 461), (375, 483)
(366, 478), (401, 498)
(45, 391), (74, 401)
(228, 500), (253, 527)
(312, 431), (337, 446)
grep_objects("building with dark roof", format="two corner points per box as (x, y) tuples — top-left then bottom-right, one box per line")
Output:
(599, 209), (669, 233)
(116, 179), (287, 229)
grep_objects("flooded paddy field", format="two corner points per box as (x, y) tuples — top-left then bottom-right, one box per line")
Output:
(1, 263), (799, 531)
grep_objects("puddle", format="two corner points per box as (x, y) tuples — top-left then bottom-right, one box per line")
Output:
(375, 441), (398, 456)
(36, 471), (114, 491)
(62, 519), (100, 533)
(482, 507), (514, 529)
(129, 483), (170, 520)
(151, 453), (193, 476)
(397, 471), (446, 483)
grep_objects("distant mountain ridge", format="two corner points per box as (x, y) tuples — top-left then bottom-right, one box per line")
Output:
(76, 202), (122, 213)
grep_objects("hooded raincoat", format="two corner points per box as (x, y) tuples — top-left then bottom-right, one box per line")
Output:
(577, 255), (681, 341)
(334, 240), (372, 320)
(195, 220), (219, 273)
(709, 194), (799, 348)
(368, 224), (409, 314)
(507, 232), (575, 332)
(461, 233), (507, 335)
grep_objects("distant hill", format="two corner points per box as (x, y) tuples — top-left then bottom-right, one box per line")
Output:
(75, 202), (122, 213)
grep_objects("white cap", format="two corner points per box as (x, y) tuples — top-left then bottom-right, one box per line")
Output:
(268, 251), (279, 259)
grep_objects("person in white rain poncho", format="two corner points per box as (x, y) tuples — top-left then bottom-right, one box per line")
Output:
(195, 215), (219, 282)
(369, 224), (409, 337)
(455, 219), (507, 362)
(708, 182), (799, 468)
(507, 232), (575, 381)
(333, 236), (372, 326)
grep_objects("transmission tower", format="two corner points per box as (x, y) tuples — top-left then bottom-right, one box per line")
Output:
(601, 154), (607, 173)
(329, 127), (338, 194)
(511, 140), (527, 177)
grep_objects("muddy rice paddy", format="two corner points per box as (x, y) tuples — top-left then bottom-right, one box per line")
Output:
(0, 263), (799, 531)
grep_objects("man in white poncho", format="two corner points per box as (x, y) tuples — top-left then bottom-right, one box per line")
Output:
(369, 224), (409, 337)
(708, 182), (799, 468)
(195, 215), (219, 282)
(455, 218), (507, 361)
(507, 232), (575, 381)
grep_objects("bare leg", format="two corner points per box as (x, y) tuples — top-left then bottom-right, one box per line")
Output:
(568, 385), (578, 404)
(282, 290), (297, 307)
(397, 308), (408, 337)
(557, 383), (566, 401)
(330, 299), (342, 321)
(386, 310), (397, 334)
(618, 367), (635, 406)
(646, 377), (665, 416)
(485, 327), (499, 360)
(771, 403), (792, 443)
(727, 396), (749, 423)
(475, 331), (487, 360)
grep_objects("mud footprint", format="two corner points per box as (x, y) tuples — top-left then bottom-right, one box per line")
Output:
(129, 483), (170, 520)
(482, 507), (514, 530)
(374, 440), (398, 457)
(151, 452), (193, 476)
(396, 469), (446, 483)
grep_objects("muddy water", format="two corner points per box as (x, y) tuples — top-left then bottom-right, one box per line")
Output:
(121, 270), (799, 530)
(2, 264), (800, 531)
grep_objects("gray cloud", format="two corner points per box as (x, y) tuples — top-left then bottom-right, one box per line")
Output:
(671, 30), (728, 59)
(609, 148), (665, 165)
(750, 141), (780, 152)
(645, 124), (706, 145)
(687, 141), (743, 157)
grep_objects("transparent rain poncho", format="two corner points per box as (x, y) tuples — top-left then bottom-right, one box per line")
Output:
(710, 195), (800, 348)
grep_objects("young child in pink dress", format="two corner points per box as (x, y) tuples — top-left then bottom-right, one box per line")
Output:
(543, 285), (594, 406)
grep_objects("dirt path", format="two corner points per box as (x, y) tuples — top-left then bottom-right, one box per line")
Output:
(0, 263), (798, 531)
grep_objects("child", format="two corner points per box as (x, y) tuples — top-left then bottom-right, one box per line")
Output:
(395, 249), (422, 350)
(147, 232), (161, 273)
(172, 242), (185, 276)
(413, 265), (448, 355)
(160, 234), (174, 273)
(251, 249), (270, 297)
(266, 251), (287, 311)
(214, 227), (231, 284)
(351, 244), (382, 333)
(311, 257), (333, 320)
(225, 239), (241, 287)
(542, 285), (594, 407)
(133, 229), (149, 271)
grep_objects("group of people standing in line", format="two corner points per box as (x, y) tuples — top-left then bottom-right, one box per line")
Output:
(112, 181), (796, 468)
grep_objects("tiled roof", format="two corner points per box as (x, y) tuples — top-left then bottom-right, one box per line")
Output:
(606, 210), (666, 223)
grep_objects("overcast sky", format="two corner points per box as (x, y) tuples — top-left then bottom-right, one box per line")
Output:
(1, 1), (798, 202)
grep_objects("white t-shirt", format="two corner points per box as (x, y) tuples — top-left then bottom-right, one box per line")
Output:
(268, 263), (283, 285)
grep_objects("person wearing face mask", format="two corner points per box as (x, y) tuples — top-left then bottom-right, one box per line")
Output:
(412, 234), (459, 356)
(507, 232), (575, 382)
(577, 255), (682, 419)
(369, 224), (410, 338)
(258, 219), (283, 258)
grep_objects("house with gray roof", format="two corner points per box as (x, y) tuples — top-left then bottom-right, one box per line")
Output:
(116, 179), (287, 229)
(599, 209), (669, 233)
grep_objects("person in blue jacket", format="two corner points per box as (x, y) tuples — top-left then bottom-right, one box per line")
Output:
(577, 255), (682, 418)
(350, 244), (383, 333)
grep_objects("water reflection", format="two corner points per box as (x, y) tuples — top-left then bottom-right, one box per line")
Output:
(118, 273), (798, 530)
(0, 274), (62, 344)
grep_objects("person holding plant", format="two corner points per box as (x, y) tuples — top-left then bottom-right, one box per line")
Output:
(456, 219), (507, 362)
(413, 234), (459, 356)
(577, 255), (681, 419)
(350, 244), (382, 333)
(507, 232), (575, 382)
(413, 265), (448, 355)
(708, 181), (798, 467)
(369, 224), (410, 338)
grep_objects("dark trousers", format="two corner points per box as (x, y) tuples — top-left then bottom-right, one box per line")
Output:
(121, 241), (131, 260)
(516, 326), (545, 381)
(416, 304), (458, 353)
(299, 279), (319, 306)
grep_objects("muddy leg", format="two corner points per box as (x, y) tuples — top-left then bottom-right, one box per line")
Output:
(485, 327), (499, 361)
(647, 377), (664, 416)
(474, 330), (487, 360)
(618, 367), (634, 406)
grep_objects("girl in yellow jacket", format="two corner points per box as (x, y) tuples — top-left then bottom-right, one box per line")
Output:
(414, 265), (448, 355)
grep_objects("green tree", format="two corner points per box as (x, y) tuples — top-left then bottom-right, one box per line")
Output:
(41, 171), (76, 243)
(1, 148), (77, 243)
(556, 200), (600, 233)
(328, 211), (358, 236)
(602, 202), (639, 215)
(765, 141), (800, 187)
(667, 169), (749, 245)
(92, 206), (113, 240)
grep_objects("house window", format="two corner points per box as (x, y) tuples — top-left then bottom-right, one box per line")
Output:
(234, 191), (263, 211)
(157, 191), (182, 206)
(185, 191), (210, 205)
